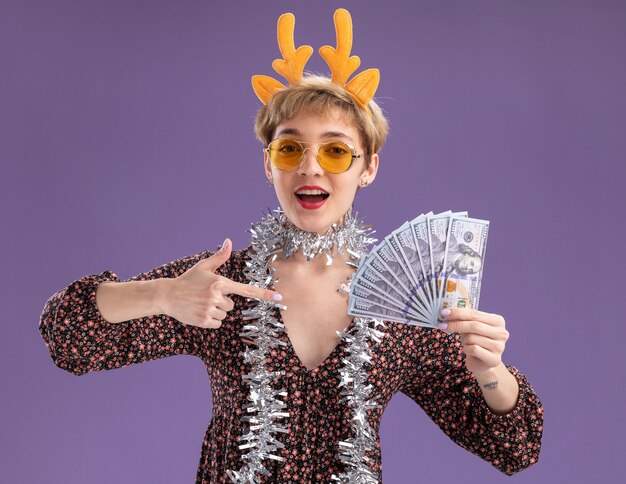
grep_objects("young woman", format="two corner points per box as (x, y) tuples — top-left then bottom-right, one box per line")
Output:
(39, 9), (543, 483)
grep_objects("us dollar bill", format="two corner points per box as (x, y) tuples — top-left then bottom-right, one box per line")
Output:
(348, 296), (433, 328)
(427, 211), (468, 308)
(391, 221), (434, 316)
(370, 244), (432, 318)
(353, 265), (410, 307)
(374, 242), (426, 304)
(440, 215), (489, 315)
(409, 212), (436, 312)
(350, 240), (432, 321)
(356, 255), (432, 321)
(351, 273), (429, 321)
(350, 288), (431, 325)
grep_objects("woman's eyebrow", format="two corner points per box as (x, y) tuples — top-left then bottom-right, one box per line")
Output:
(321, 131), (354, 142)
(275, 128), (354, 142)
(275, 128), (300, 137)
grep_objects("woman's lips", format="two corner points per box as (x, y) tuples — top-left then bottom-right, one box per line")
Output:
(294, 193), (329, 210)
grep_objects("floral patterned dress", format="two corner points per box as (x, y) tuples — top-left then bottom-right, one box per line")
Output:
(39, 246), (544, 482)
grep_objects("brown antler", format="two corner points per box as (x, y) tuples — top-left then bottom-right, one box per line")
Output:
(318, 8), (361, 85)
(319, 8), (379, 110)
(272, 13), (313, 85)
(251, 13), (313, 104)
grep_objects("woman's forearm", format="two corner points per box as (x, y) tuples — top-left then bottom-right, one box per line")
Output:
(472, 362), (520, 415)
(95, 279), (170, 324)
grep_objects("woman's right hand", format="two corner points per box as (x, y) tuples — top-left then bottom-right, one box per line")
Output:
(160, 238), (282, 329)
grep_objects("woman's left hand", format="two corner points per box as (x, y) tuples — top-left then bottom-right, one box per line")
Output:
(438, 307), (510, 376)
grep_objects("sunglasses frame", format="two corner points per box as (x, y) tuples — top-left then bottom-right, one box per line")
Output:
(264, 137), (363, 174)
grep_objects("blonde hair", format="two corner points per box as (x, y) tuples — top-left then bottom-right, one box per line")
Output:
(254, 75), (389, 169)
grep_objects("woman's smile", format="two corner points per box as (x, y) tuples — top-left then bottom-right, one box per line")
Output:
(294, 184), (331, 210)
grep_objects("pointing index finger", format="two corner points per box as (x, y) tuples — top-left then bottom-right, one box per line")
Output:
(222, 278), (284, 304)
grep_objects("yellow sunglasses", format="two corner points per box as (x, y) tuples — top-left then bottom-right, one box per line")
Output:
(264, 138), (363, 174)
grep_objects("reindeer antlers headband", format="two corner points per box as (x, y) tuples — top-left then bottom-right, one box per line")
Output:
(251, 8), (380, 111)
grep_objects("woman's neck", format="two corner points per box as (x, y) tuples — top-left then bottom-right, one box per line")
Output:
(274, 244), (352, 271)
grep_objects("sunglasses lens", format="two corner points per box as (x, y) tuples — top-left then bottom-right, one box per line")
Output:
(268, 139), (304, 170)
(318, 141), (354, 174)
(267, 139), (355, 174)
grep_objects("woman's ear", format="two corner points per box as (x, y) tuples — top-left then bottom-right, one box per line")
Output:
(263, 150), (272, 179)
(362, 153), (379, 184)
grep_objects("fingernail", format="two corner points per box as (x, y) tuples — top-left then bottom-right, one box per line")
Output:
(273, 293), (283, 301)
(440, 308), (451, 317)
(220, 238), (228, 251)
(437, 322), (448, 330)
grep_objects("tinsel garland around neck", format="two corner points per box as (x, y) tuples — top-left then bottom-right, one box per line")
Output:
(226, 207), (387, 483)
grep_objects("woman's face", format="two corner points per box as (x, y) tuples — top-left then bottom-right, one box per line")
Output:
(263, 107), (378, 235)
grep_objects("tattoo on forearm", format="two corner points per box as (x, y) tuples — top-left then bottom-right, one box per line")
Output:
(483, 380), (498, 390)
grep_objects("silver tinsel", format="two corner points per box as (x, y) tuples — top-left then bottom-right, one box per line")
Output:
(226, 206), (386, 483)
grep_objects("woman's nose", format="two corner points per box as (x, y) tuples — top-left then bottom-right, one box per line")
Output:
(297, 147), (325, 176)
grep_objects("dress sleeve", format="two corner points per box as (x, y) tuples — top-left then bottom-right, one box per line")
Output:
(39, 248), (241, 376)
(399, 328), (544, 476)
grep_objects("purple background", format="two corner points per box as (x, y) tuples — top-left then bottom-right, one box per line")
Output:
(2, 0), (624, 482)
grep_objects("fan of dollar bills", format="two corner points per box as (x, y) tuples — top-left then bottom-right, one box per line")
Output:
(348, 210), (490, 328)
